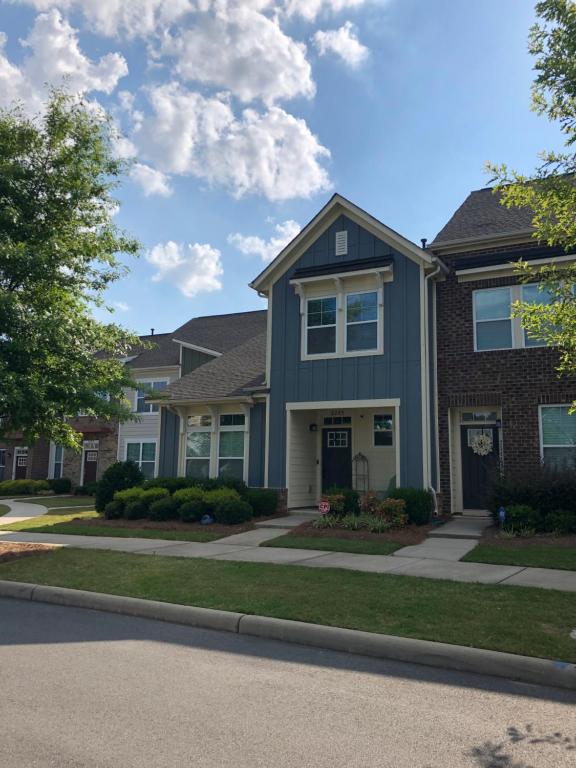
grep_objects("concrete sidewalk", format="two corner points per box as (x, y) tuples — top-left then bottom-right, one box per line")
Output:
(0, 499), (49, 525)
(1, 529), (576, 592)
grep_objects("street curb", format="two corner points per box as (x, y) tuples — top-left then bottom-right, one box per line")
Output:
(1, 579), (575, 691)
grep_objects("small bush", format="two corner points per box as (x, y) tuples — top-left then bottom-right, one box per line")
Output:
(48, 478), (72, 494)
(244, 488), (278, 517)
(74, 485), (89, 496)
(0, 479), (50, 496)
(544, 509), (576, 535)
(204, 488), (241, 516)
(104, 500), (123, 520)
(321, 493), (346, 517)
(95, 461), (144, 512)
(142, 477), (193, 493)
(312, 514), (341, 529)
(388, 487), (433, 525)
(114, 487), (144, 507)
(173, 487), (205, 506)
(179, 498), (208, 523)
(140, 487), (170, 510)
(148, 497), (179, 521)
(124, 500), (148, 520)
(487, 465), (576, 520)
(325, 487), (360, 515)
(213, 497), (253, 525)
(502, 504), (541, 533)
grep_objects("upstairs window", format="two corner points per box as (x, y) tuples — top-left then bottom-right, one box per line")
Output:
(346, 292), (378, 351)
(136, 381), (168, 413)
(474, 288), (512, 351)
(521, 284), (553, 347)
(306, 297), (337, 355)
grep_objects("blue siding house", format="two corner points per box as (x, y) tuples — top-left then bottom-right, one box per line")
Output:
(155, 195), (445, 509)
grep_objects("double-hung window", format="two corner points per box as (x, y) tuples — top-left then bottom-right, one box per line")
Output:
(474, 288), (512, 351)
(306, 297), (337, 355)
(186, 415), (212, 480)
(52, 445), (64, 479)
(540, 405), (576, 469)
(126, 442), (157, 479)
(521, 284), (553, 347)
(346, 292), (378, 351)
(218, 414), (246, 481)
(136, 381), (167, 413)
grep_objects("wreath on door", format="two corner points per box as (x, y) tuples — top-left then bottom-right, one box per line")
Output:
(471, 433), (493, 456)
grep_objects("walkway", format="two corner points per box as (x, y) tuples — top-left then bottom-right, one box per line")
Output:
(0, 499), (48, 525)
(393, 514), (493, 562)
(1, 528), (575, 592)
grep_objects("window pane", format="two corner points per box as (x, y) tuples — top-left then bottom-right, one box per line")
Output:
(141, 443), (156, 462)
(476, 319), (512, 350)
(126, 443), (140, 462)
(347, 292), (377, 323)
(136, 391), (148, 413)
(308, 326), (336, 354)
(307, 297), (336, 327)
(219, 431), (245, 458)
(152, 381), (167, 391)
(140, 461), (155, 479)
(53, 462), (63, 479)
(218, 459), (244, 480)
(187, 414), (212, 428)
(543, 447), (576, 470)
(522, 284), (553, 347)
(374, 414), (393, 446)
(186, 459), (210, 479)
(541, 406), (576, 446)
(220, 414), (245, 427)
(475, 288), (511, 321)
(347, 322), (377, 351)
(186, 432), (211, 458)
(54, 445), (63, 462)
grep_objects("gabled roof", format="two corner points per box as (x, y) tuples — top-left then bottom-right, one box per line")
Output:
(250, 193), (435, 293)
(160, 332), (266, 403)
(126, 333), (180, 370)
(431, 187), (534, 249)
(172, 310), (267, 354)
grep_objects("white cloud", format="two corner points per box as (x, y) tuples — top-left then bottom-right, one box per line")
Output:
(131, 163), (173, 197)
(313, 21), (369, 67)
(135, 83), (331, 200)
(283, 0), (368, 22)
(161, 7), (314, 105)
(146, 241), (223, 297)
(9, 0), (194, 38)
(0, 10), (127, 112)
(113, 301), (130, 311)
(228, 219), (301, 262)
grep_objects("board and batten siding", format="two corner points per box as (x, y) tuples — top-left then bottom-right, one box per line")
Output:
(248, 401), (266, 487)
(181, 347), (216, 376)
(268, 213), (425, 490)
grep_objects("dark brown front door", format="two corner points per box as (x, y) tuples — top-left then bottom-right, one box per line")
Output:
(322, 428), (352, 491)
(83, 449), (98, 484)
(14, 449), (28, 480)
(460, 426), (500, 509)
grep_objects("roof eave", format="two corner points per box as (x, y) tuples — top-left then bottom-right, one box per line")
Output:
(430, 229), (536, 255)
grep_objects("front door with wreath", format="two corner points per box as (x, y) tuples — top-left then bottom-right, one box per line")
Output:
(460, 426), (500, 509)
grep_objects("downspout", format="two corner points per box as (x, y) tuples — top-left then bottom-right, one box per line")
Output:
(424, 258), (444, 515)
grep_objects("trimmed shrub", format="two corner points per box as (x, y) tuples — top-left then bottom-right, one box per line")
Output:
(173, 487), (205, 506)
(142, 476), (193, 493)
(502, 504), (541, 533)
(140, 487), (170, 510)
(114, 487), (144, 507)
(201, 477), (248, 496)
(179, 498), (208, 523)
(95, 461), (144, 512)
(148, 497), (179, 521)
(104, 500), (124, 520)
(244, 488), (278, 517)
(213, 497), (253, 525)
(204, 488), (241, 516)
(325, 487), (360, 515)
(545, 510), (576, 535)
(124, 500), (148, 520)
(321, 492), (346, 517)
(48, 478), (72, 494)
(388, 487), (433, 525)
(0, 479), (50, 496)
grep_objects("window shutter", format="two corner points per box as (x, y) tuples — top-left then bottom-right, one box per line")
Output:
(335, 230), (348, 256)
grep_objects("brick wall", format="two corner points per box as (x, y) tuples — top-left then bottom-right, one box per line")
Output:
(435, 246), (576, 513)
(62, 421), (119, 487)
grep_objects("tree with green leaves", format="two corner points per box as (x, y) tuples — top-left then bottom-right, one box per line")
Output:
(488, 0), (576, 371)
(0, 91), (142, 449)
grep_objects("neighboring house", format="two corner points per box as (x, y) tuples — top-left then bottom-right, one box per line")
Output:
(0, 437), (50, 483)
(431, 188), (576, 514)
(156, 195), (445, 509)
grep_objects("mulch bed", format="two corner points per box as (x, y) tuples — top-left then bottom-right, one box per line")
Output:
(285, 521), (436, 545)
(0, 542), (56, 563)
(65, 514), (279, 536)
(480, 526), (576, 549)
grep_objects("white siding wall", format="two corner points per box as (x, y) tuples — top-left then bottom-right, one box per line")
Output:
(287, 410), (318, 508)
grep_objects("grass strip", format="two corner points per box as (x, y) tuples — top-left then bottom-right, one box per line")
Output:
(463, 544), (576, 572)
(0, 504), (10, 517)
(262, 533), (403, 556)
(0, 548), (575, 661)
(20, 496), (95, 509)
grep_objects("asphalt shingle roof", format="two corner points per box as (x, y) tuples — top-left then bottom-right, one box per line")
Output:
(172, 310), (267, 353)
(431, 187), (534, 246)
(126, 333), (180, 370)
(161, 331), (267, 403)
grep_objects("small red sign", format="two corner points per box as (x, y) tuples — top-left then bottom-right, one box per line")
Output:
(319, 500), (331, 515)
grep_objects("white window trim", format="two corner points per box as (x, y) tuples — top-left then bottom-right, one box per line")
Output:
(218, 415), (248, 481)
(373, 414), (394, 448)
(12, 446), (28, 480)
(296, 275), (386, 361)
(538, 404), (576, 462)
(134, 379), (169, 415)
(473, 284), (550, 352)
(183, 407), (250, 483)
(48, 441), (65, 480)
(125, 438), (159, 478)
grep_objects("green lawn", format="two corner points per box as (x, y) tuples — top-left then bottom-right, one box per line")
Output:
(0, 504), (10, 517)
(0, 510), (223, 542)
(464, 544), (576, 571)
(262, 533), (403, 556)
(20, 496), (94, 509)
(0, 548), (575, 661)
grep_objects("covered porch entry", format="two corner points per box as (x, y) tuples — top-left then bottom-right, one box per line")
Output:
(286, 399), (400, 509)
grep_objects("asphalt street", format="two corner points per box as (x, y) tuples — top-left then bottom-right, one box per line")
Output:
(0, 597), (575, 767)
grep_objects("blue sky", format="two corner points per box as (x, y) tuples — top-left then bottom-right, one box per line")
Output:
(0, 0), (564, 334)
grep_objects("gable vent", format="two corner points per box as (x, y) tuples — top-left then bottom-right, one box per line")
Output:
(335, 230), (348, 256)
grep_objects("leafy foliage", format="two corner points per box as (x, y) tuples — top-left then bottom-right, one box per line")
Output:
(387, 487), (433, 525)
(0, 91), (141, 448)
(95, 460), (144, 512)
(0, 478), (49, 495)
